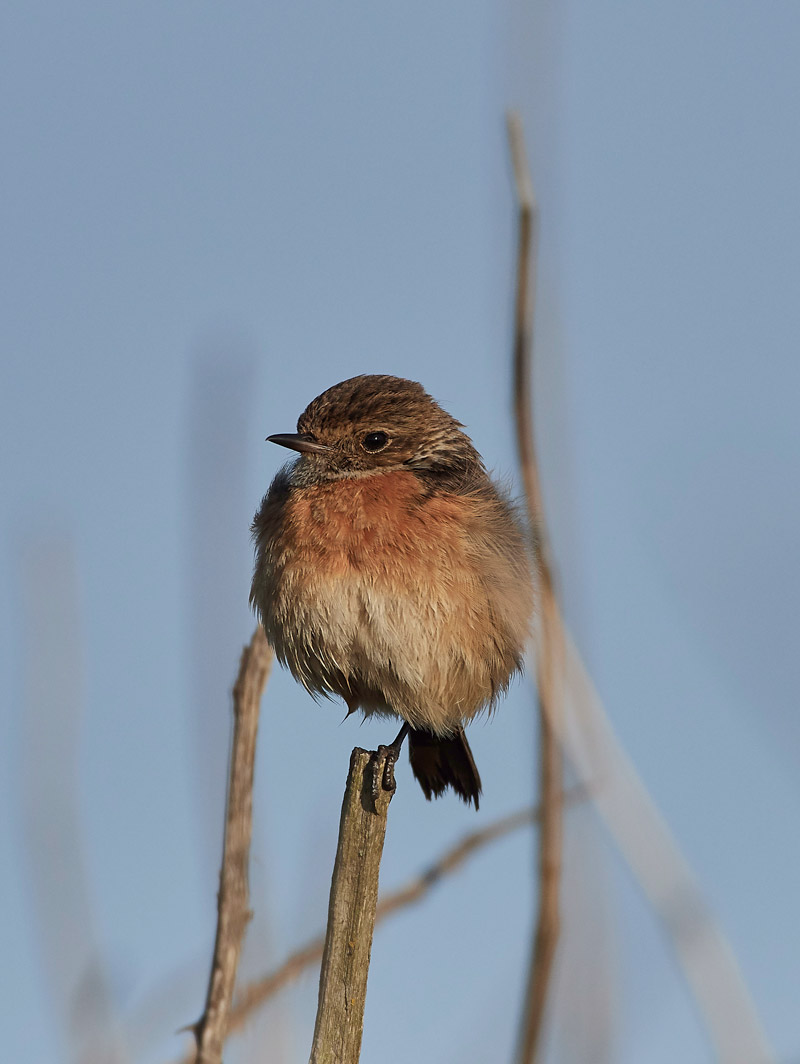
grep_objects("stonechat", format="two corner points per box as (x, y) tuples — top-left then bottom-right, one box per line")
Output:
(250, 375), (533, 808)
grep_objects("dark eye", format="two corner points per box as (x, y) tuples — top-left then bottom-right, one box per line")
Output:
(362, 431), (389, 452)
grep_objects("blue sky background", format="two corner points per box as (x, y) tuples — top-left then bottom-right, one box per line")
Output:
(2, 2), (799, 1062)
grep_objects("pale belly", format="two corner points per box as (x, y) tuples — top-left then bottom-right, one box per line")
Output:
(264, 552), (517, 735)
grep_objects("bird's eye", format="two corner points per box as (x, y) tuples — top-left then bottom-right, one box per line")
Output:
(362, 431), (390, 452)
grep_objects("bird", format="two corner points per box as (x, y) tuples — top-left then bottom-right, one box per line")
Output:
(250, 375), (533, 808)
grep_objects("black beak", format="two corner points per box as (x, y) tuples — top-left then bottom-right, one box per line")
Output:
(266, 433), (329, 455)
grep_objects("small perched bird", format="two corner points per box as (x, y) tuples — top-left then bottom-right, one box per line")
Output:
(250, 375), (533, 808)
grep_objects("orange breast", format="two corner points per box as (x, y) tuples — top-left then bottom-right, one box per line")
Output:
(283, 470), (471, 580)
(256, 469), (531, 734)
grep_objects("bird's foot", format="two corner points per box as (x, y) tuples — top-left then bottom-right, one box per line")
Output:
(369, 723), (410, 804)
(370, 744), (398, 803)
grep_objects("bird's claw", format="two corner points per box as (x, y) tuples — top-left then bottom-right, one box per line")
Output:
(370, 745), (398, 803)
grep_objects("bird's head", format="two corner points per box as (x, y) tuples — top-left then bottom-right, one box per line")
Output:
(268, 375), (484, 487)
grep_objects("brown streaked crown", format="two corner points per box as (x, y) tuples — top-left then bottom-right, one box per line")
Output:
(285, 375), (486, 485)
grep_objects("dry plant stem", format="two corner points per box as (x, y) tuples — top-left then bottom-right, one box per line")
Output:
(308, 748), (394, 1064)
(561, 634), (774, 1064)
(506, 112), (772, 1064)
(22, 543), (129, 1064)
(193, 626), (273, 1064)
(171, 797), (583, 1063)
(507, 109), (565, 1064)
(518, 596), (564, 1064)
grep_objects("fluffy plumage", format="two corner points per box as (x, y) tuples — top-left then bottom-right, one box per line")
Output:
(250, 375), (534, 806)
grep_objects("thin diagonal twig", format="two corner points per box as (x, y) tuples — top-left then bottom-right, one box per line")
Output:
(191, 626), (273, 1064)
(507, 109), (565, 1064)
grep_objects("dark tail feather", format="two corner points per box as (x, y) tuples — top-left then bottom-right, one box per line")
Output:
(408, 727), (482, 809)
